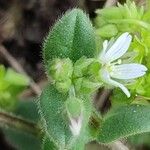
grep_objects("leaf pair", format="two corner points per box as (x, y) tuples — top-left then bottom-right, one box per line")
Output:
(39, 9), (97, 149)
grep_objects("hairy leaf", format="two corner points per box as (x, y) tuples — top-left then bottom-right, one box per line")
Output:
(39, 85), (93, 149)
(43, 9), (96, 70)
(98, 105), (150, 143)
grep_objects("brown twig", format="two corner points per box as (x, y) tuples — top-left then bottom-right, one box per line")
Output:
(104, 0), (118, 7)
(78, 0), (87, 10)
(95, 89), (112, 111)
(0, 45), (41, 95)
(109, 141), (129, 150)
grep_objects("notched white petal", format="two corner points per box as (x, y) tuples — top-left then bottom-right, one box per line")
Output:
(103, 40), (108, 51)
(104, 32), (132, 63)
(100, 68), (130, 97)
(99, 40), (108, 60)
(69, 115), (82, 136)
(111, 64), (147, 79)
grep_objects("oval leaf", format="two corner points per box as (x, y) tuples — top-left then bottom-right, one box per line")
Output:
(38, 85), (71, 149)
(42, 137), (57, 150)
(38, 85), (93, 149)
(98, 105), (150, 143)
(43, 9), (96, 69)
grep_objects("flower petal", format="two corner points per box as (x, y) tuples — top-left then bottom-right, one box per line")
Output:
(100, 68), (130, 97)
(69, 115), (82, 136)
(110, 64), (147, 80)
(103, 32), (132, 63)
(99, 40), (108, 59)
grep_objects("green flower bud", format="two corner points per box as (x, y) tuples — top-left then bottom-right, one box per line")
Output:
(96, 7), (122, 20)
(73, 57), (94, 78)
(66, 97), (82, 118)
(94, 16), (106, 28)
(87, 61), (101, 81)
(74, 78), (102, 94)
(49, 58), (73, 81)
(55, 79), (72, 93)
(96, 24), (118, 38)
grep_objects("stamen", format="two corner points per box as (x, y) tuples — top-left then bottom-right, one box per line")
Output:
(117, 59), (122, 64)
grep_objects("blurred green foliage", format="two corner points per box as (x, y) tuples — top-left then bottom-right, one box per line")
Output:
(3, 99), (41, 150)
(0, 65), (29, 111)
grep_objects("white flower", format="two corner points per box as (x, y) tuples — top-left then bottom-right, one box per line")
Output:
(69, 114), (82, 136)
(99, 32), (147, 97)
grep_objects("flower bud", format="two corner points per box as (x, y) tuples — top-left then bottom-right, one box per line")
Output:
(73, 57), (94, 78)
(96, 7), (122, 20)
(66, 97), (83, 136)
(96, 24), (118, 38)
(69, 114), (83, 136)
(87, 61), (101, 80)
(66, 97), (82, 118)
(74, 78), (102, 94)
(49, 58), (73, 81)
(55, 79), (72, 93)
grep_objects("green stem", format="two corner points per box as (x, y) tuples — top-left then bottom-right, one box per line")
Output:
(69, 86), (76, 98)
(108, 19), (150, 31)
(0, 111), (42, 136)
(136, 95), (150, 101)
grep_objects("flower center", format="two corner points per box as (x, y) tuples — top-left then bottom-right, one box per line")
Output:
(103, 59), (122, 76)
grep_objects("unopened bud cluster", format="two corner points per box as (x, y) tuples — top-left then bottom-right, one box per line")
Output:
(48, 57), (102, 94)
(49, 58), (73, 93)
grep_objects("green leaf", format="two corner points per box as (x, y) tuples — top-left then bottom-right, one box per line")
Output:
(38, 84), (71, 149)
(97, 105), (150, 143)
(15, 99), (40, 121)
(111, 89), (134, 106)
(3, 99), (41, 150)
(96, 24), (118, 38)
(42, 137), (57, 150)
(128, 133), (150, 147)
(39, 85), (93, 149)
(4, 128), (41, 150)
(43, 9), (96, 69)
(96, 7), (122, 20)
(4, 69), (29, 86)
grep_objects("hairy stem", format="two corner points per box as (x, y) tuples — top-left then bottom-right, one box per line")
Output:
(0, 111), (41, 136)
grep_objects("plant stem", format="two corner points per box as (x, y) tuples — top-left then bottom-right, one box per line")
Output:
(104, 0), (118, 7)
(136, 95), (150, 101)
(109, 141), (129, 150)
(108, 19), (150, 31)
(0, 111), (42, 136)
